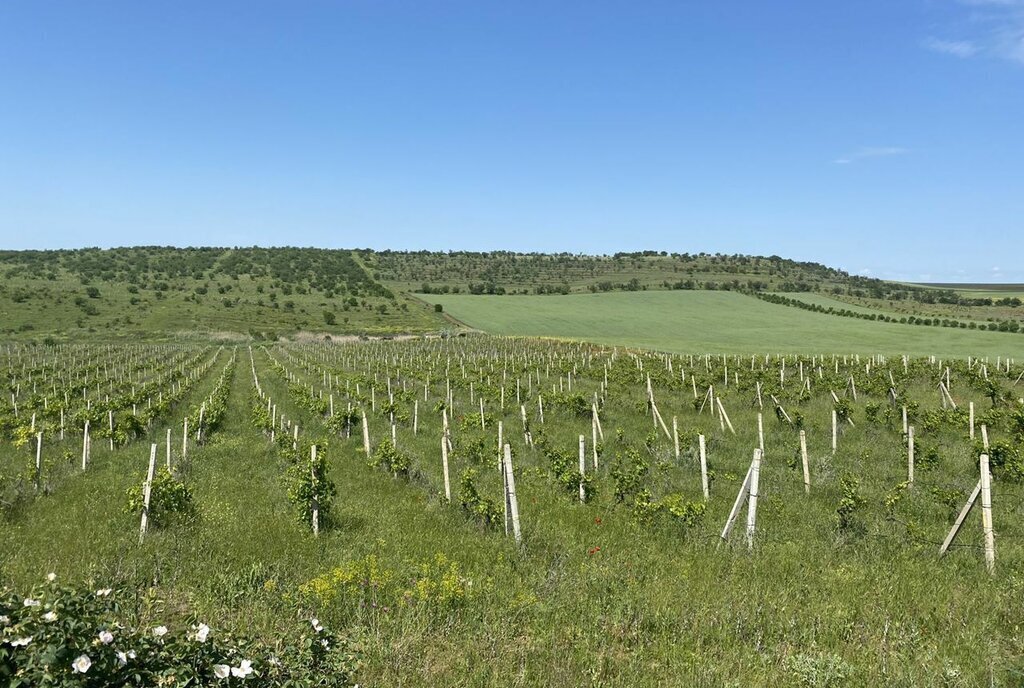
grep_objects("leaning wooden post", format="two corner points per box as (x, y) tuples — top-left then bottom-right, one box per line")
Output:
(698, 434), (709, 499)
(907, 425), (915, 484)
(745, 448), (762, 551)
(980, 453), (995, 574)
(139, 443), (158, 544)
(503, 444), (522, 544)
(34, 432), (43, 491)
(721, 462), (754, 541)
(799, 430), (810, 494)
(310, 445), (320, 537)
(578, 434), (586, 503)
(196, 403), (205, 442)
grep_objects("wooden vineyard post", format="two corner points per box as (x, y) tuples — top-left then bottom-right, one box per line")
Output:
(34, 432), (42, 491)
(292, 424), (299, 451)
(578, 434), (586, 503)
(907, 426), (915, 484)
(745, 449), (762, 551)
(721, 461), (754, 541)
(902, 405), (908, 434)
(60, 408), (64, 440)
(362, 411), (371, 456)
(441, 433), (451, 502)
(538, 395), (544, 425)
(108, 410), (114, 450)
(672, 416), (680, 461)
(138, 443), (158, 544)
(166, 429), (172, 470)
(969, 401), (975, 440)
(310, 445), (320, 537)
(82, 420), (90, 470)
(182, 417), (189, 462)
(715, 398), (736, 434)
(592, 414), (599, 469)
(831, 409), (838, 454)
(757, 412), (764, 455)
(799, 429), (810, 494)
(413, 400), (418, 435)
(699, 434), (709, 499)
(980, 453), (995, 574)
(939, 480), (982, 556)
(503, 444), (522, 545)
(497, 421), (504, 471)
(197, 403), (205, 442)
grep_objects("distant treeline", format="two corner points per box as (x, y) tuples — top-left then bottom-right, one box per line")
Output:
(757, 293), (1023, 334)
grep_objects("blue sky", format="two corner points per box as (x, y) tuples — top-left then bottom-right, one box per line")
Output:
(0, 1), (1021, 282)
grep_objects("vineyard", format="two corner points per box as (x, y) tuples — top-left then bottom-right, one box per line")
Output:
(2, 337), (1024, 686)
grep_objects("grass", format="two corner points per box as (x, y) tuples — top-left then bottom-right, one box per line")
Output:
(425, 290), (1023, 358)
(3, 338), (1023, 686)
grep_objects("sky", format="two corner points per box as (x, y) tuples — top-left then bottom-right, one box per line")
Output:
(0, 1), (1022, 283)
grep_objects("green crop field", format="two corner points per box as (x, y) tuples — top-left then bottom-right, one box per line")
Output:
(426, 291), (1024, 358)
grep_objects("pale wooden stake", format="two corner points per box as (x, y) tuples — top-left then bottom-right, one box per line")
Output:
(969, 401), (975, 440)
(441, 434), (451, 502)
(672, 416), (680, 460)
(745, 449), (762, 551)
(139, 443), (158, 544)
(939, 480), (981, 556)
(831, 409), (838, 454)
(166, 428), (172, 470)
(980, 453), (995, 574)
(362, 411), (370, 456)
(799, 429), (810, 494)
(311, 445), (320, 536)
(907, 426), (915, 484)
(721, 462), (753, 541)
(503, 444), (522, 545)
(699, 434), (709, 499)
(578, 434), (586, 503)
(34, 432), (42, 491)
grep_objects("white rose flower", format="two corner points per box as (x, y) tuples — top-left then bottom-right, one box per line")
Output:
(311, 617), (324, 632)
(95, 588), (113, 597)
(213, 664), (231, 679)
(43, 611), (57, 622)
(117, 650), (128, 666)
(231, 658), (254, 678)
(194, 622), (211, 642)
(153, 625), (168, 637)
(72, 654), (92, 673)
(46, 573), (57, 582)
(23, 598), (40, 607)
(0, 615), (9, 625)
(11, 637), (33, 647)
(99, 630), (114, 644)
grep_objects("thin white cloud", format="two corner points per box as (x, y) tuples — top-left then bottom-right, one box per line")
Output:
(832, 147), (908, 164)
(923, 37), (979, 57)
(926, 1), (1024, 65)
